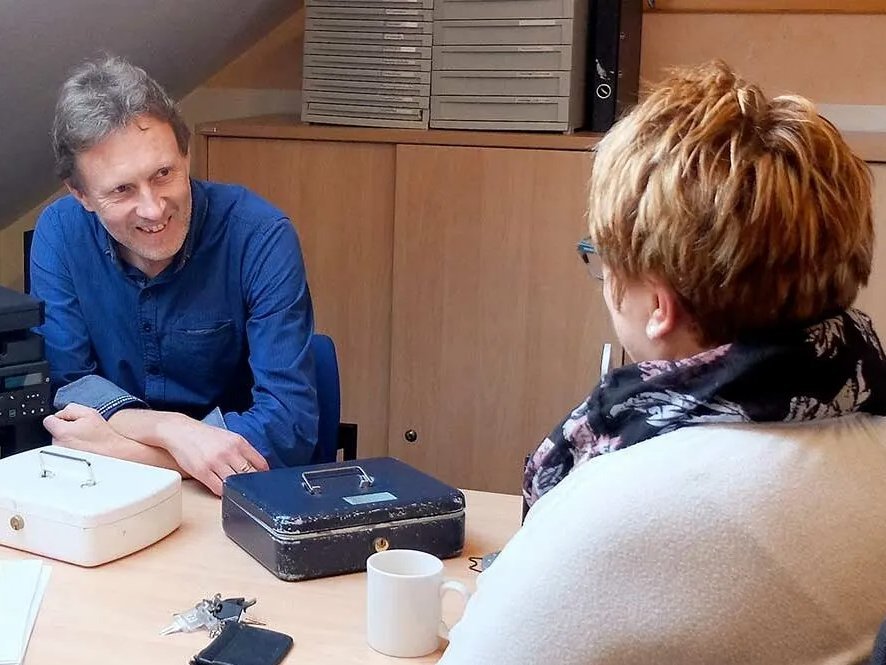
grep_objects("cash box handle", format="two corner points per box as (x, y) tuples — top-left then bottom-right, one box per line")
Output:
(301, 465), (374, 495)
(39, 449), (97, 488)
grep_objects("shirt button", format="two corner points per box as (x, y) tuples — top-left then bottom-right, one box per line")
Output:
(142, 322), (152, 332)
(147, 364), (159, 375)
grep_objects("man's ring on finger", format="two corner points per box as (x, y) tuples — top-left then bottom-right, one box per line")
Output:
(239, 462), (254, 473)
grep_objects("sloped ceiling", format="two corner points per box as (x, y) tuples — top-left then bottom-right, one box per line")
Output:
(0, 0), (296, 229)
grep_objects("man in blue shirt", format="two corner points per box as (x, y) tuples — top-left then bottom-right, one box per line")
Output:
(32, 56), (319, 495)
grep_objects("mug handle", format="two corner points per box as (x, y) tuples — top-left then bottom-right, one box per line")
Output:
(438, 579), (472, 640)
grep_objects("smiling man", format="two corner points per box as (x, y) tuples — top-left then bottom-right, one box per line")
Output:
(30, 56), (319, 495)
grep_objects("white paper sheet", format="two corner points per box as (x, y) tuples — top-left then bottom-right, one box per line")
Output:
(0, 559), (52, 665)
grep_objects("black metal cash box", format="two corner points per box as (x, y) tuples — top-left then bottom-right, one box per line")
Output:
(222, 457), (466, 581)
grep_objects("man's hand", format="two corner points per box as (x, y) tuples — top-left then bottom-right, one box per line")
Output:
(43, 403), (124, 455)
(158, 414), (269, 496)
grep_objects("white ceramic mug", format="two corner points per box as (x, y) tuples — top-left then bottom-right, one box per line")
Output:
(366, 549), (472, 658)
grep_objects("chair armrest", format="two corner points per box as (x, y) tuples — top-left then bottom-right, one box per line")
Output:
(337, 423), (358, 461)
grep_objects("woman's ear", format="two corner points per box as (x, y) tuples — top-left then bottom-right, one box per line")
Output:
(645, 283), (681, 341)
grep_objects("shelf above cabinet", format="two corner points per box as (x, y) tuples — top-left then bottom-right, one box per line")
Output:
(197, 114), (602, 152)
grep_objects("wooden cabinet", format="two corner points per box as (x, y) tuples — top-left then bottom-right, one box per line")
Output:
(388, 145), (613, 493)
(206, 137), (396, 459)
(857, 163), (886, 334)
(201, 121), (607, 490)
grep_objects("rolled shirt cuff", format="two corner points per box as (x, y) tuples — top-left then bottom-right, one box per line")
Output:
(53, 375), (149, 420)
(55, 376), (228, 429)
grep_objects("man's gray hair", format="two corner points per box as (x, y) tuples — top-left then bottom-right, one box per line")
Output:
(52, 55), (191, 186)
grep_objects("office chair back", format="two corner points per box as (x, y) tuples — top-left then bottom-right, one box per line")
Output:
(23, 229), (34, 293)
(310, 333), (342, 464)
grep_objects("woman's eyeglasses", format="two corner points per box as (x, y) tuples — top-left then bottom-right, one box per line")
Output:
(576, 237), (603, 281)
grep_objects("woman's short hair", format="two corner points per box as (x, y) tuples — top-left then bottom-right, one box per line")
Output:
(52, 55), (191, 187)
(589, 60), (873, 345)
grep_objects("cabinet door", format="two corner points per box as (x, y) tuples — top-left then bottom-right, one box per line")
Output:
(857, 163), (886, 334)
(207, 138), (396, 458)
(389, 144), (615, 493)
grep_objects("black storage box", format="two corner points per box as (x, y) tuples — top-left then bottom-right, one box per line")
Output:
(0, 286), (44, 334)
(222, 457), (466, 581)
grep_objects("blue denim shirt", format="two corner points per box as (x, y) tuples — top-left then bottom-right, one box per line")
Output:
(30, 179), (319, 467)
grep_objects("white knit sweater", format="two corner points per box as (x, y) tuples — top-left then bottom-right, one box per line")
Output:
(440, 415), (886, 665)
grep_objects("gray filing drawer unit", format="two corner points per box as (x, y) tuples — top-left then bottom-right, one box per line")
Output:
(434, 0), (575, 19)
(432, 44), (574, 71)
(432, 69), (571, 96)
(429, 0), (588, 131)
(302, 0), (434, 129)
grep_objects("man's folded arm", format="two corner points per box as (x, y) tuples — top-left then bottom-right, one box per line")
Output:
(221, 218), (319, 468)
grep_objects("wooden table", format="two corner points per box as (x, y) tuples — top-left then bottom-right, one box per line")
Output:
(3, 482), (521, 664)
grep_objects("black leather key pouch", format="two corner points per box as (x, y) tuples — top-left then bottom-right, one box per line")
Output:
(190, 622), (293, 665)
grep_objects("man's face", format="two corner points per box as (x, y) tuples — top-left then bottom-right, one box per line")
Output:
(69, 115), (192, 278)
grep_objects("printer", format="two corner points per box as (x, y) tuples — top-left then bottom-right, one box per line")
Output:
(0, 285), (50, 457)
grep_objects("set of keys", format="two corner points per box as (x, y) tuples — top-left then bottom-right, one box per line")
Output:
(161, 594), (264, 637)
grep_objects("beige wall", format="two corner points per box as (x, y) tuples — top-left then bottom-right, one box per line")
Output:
(204, 10), (303, 91)
(641, 13), (886, 105)
(0, 190), (63, 291)
(177, 10), (304, 125)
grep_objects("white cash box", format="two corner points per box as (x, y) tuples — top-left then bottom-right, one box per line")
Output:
(0, 446), (182, 566)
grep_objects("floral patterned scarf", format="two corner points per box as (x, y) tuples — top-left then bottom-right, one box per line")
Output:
(523, 308), (886, 507)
